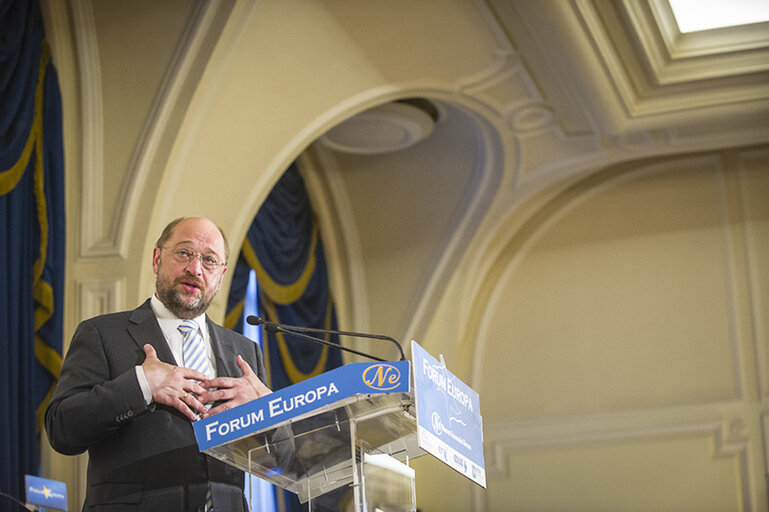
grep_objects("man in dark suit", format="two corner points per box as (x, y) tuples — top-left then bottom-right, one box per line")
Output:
(46, 217), (272, 511)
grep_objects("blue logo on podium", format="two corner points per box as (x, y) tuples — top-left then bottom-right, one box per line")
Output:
(25, 474), (67, 510)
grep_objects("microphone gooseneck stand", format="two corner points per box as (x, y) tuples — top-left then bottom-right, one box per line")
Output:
(246, 316), (406, 362)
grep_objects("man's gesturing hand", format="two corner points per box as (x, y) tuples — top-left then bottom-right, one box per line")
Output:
(197, 355), (271, 417)
(141, 344), (209, 421)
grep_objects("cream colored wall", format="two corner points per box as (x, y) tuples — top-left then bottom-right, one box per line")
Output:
(420, 147), (769, 511)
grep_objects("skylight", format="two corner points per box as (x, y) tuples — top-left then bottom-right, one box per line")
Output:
(669, 0), (769, 33)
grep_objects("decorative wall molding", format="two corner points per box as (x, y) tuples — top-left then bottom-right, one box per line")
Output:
(461, 59), (542, 118)
(72, 0), (234, 259)
(463, 148), (767, 509)
(713, 155), (748, 402)
(113, 0), (234, 258)
(735, 148), (769, 399)
(671, 119), (769, 153)
(470, 152), (747, 397)
(462, 1), (612, 185)
(459, 0), (520, 95)
(39, 1), (70, 72)
(70, 0), (108, 258)
(483, 409), (747, 478)
(760, 413), (769, 486)
(456, 46), (603, 182)
(481, 410), (751, 510)
(77, 278), (123, 322)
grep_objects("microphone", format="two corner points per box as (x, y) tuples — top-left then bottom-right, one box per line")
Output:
(0, 491), (37, 511)
(246, 316), (406, 362)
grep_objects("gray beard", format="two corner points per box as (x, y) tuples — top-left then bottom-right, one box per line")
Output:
(156, 279), (212, 320)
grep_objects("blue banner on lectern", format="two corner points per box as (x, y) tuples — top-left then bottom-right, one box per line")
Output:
(25, 475), (68, 510)
(411, 341), (486, 487)
(194, 361), (410, 451)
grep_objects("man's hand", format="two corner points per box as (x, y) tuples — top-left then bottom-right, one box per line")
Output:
(141, 344), (209, 421)
(198, 355), (271, 417)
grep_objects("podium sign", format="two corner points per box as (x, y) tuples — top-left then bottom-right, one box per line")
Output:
(191, 345), (485, 508)
(25, 475), (68, 510)
(411, 341), (486, 488)
(194, 361), (410, 451)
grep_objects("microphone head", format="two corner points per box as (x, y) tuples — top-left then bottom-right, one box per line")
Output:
(245, 315), (264, 326)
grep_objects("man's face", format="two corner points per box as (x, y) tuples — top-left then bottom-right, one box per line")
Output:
(152, 218), (228, 319)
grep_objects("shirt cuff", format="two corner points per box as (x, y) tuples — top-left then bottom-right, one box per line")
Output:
(135, 365), (154, 405)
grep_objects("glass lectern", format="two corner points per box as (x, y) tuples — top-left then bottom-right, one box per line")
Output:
(194, 361), (422, 511)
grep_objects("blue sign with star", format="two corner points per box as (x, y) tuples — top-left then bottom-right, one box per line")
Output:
(25, 474), (68, 510)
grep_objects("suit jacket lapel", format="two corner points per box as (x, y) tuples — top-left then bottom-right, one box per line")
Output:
(127, 299), (177, 366)
(124, 301), (241, 375)
(208, 318), (238, 378)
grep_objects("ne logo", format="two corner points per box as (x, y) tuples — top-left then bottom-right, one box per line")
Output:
(362, 364), (401, 390)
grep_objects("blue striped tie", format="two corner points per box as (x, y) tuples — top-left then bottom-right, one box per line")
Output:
(178, 320), (211, 377)
(178, 320), (214, 511)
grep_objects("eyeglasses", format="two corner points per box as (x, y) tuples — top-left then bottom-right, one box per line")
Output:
(158, 246), (226, 271)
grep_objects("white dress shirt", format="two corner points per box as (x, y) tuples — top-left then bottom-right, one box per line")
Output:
(135, 295), (218, 404)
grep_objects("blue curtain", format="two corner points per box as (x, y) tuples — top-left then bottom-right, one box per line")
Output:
(225, 164), (343, 390)
(0, 0), (65, 508)
(225, 164), (343, 511)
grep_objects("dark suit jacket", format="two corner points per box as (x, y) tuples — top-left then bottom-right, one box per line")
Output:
(45, 299), (266, 512)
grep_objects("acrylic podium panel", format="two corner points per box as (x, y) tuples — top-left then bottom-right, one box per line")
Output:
(194, 361), (423, 510)
(205, 391), (422, 507)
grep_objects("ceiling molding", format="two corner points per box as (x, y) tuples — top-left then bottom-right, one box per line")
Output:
(651, 0), (769, 58)
(632, 0), (769, 81)
(483, 0), (599, 138)
(317, 101), (437, 155)
(574, 0), (769, 116)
